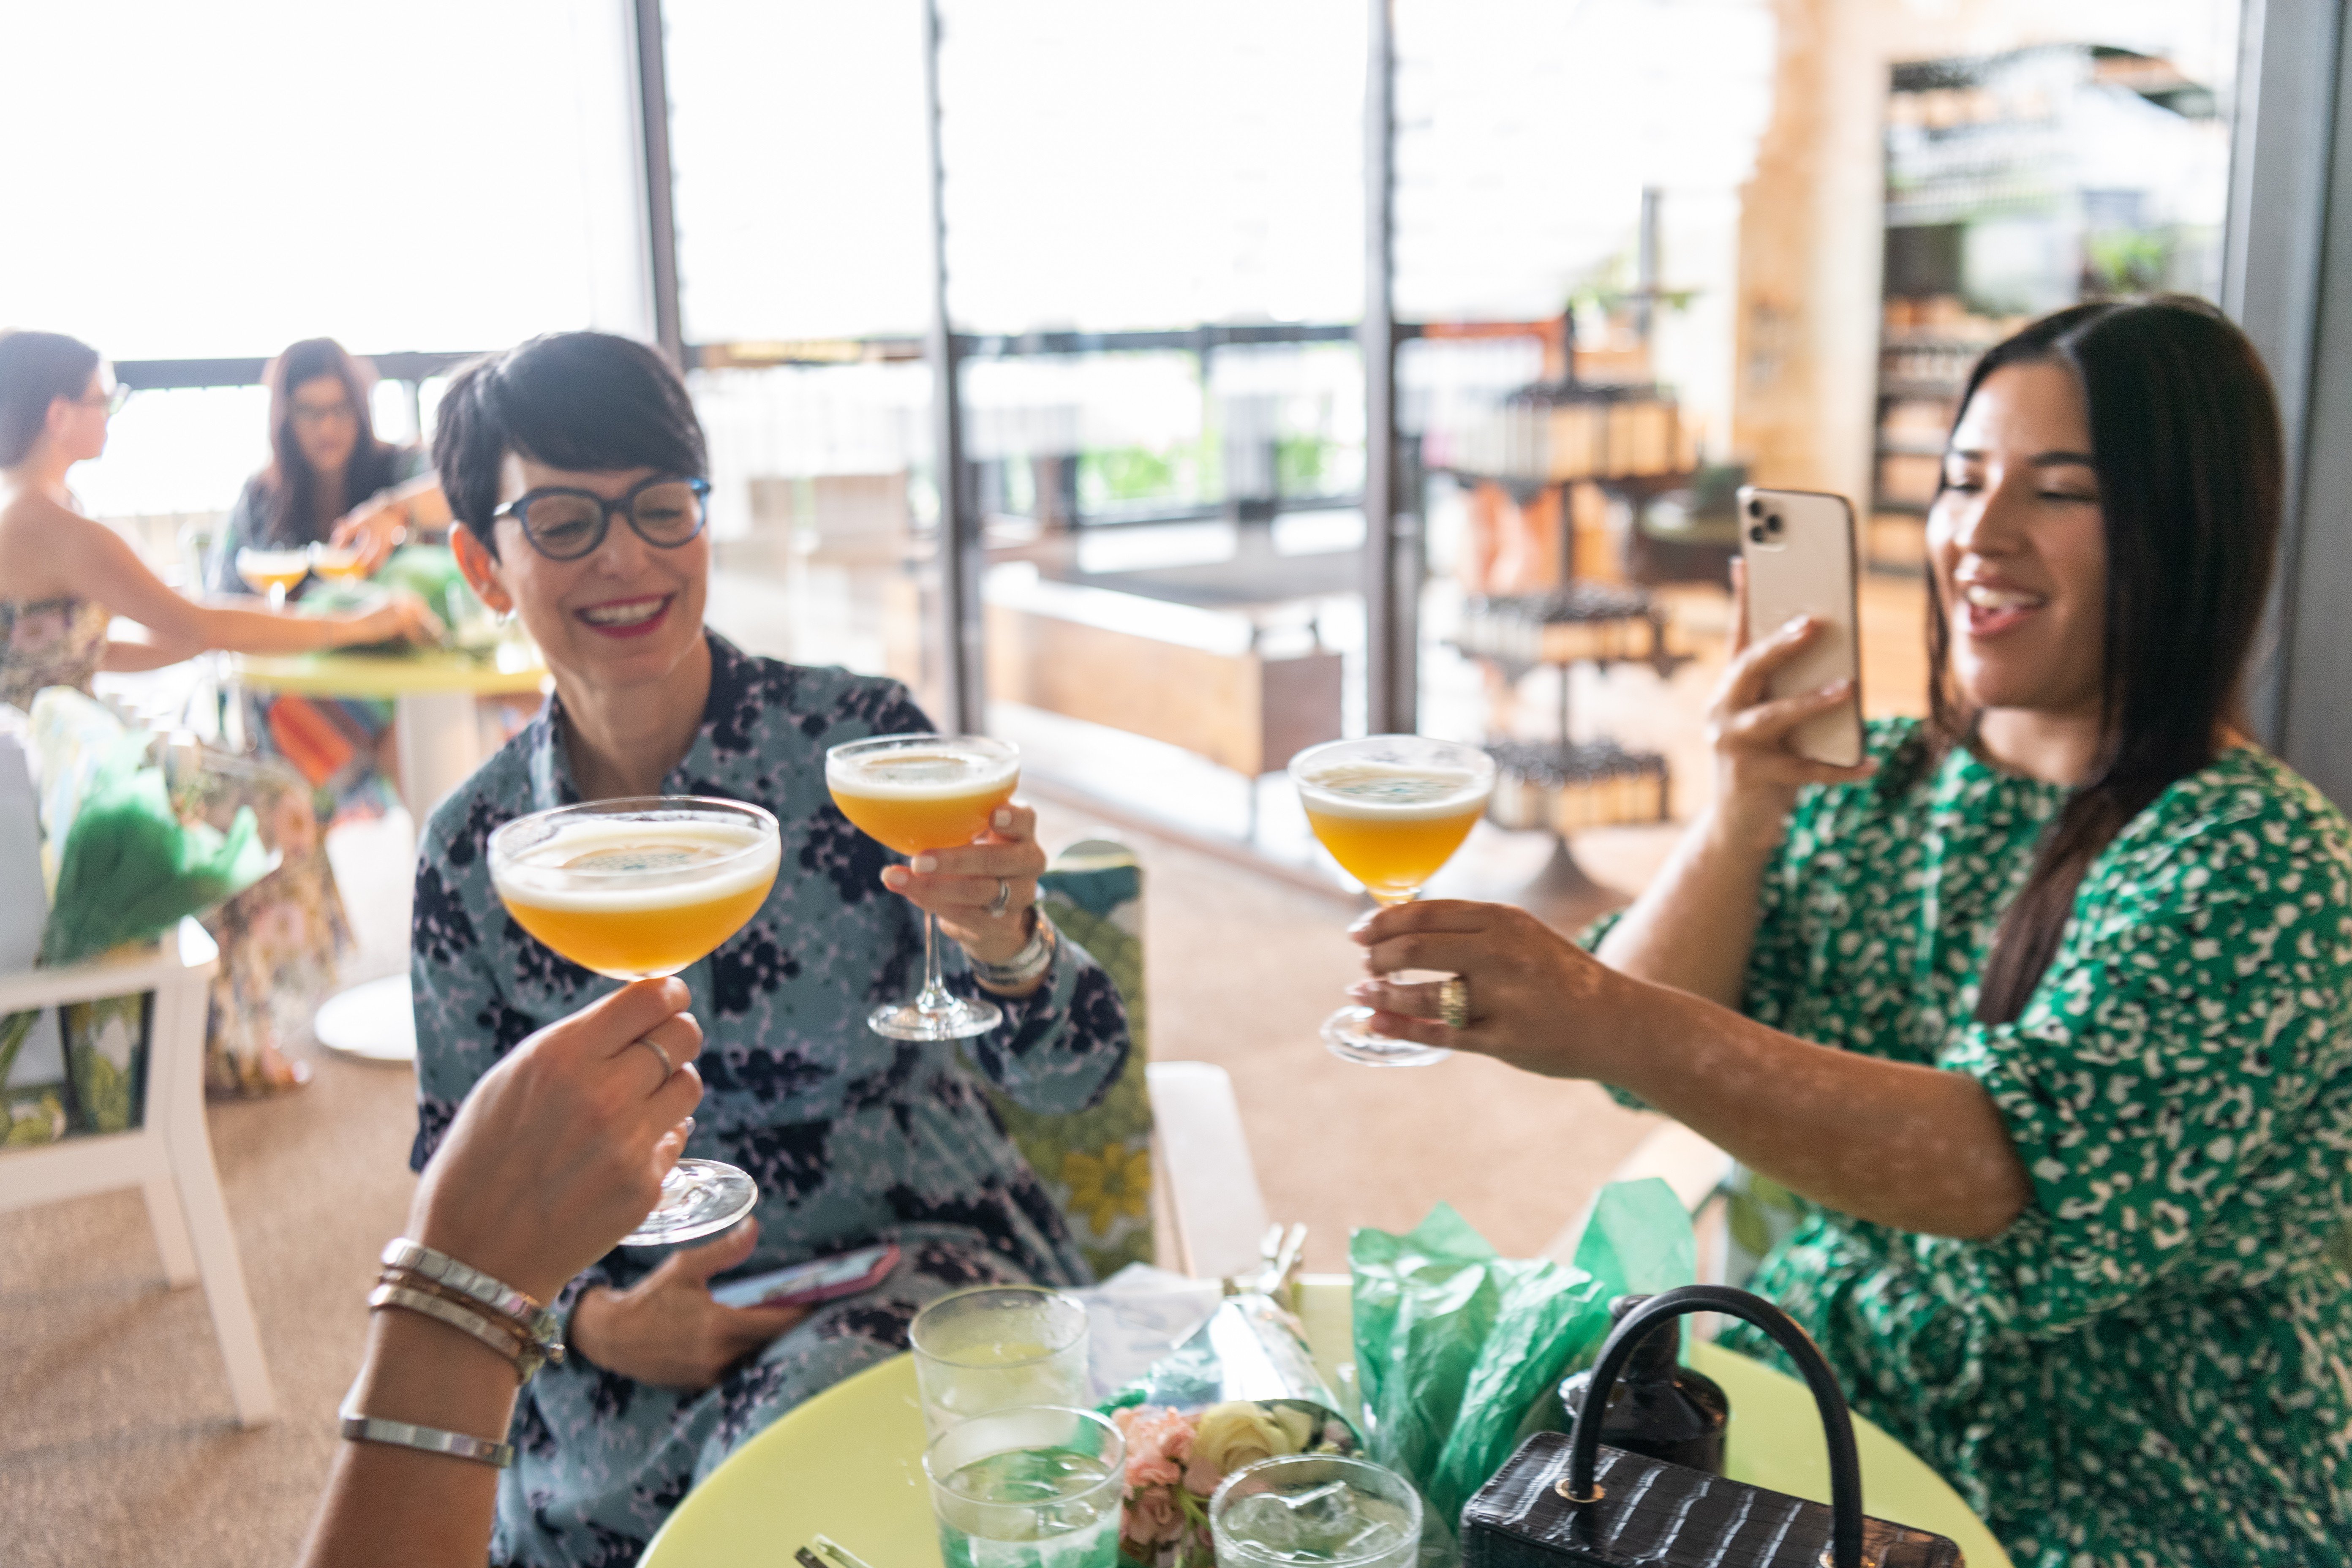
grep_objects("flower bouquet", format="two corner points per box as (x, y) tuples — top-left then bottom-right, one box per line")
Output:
(1110, 1399), (1356, 1566)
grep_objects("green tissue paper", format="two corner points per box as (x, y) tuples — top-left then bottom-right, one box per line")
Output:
(1349, 1179), (1695, 1534)
(39, 738), (269, 966)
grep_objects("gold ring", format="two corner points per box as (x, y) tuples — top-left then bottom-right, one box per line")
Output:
(1438, 976), (1470, 1030)
(636, 1036), (674, 1083)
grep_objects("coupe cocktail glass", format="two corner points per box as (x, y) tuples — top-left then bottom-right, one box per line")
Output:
(237, 546), (311, 609)
(825, 734), (1020, 1041)
(1290, 735), (1495, 1067)
(487, 796), (781, 1244)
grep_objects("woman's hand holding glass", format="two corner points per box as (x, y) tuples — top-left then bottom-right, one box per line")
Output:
(879, 800), (1047, 987)
(408, 977), (705, 1307)
(330, 495), (409, 575)
(1345, 899), (1631, 1081)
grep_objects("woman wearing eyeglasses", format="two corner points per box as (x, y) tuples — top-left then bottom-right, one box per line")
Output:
(410, 331), (1130, 1566)
(0, 329), (441, 716)
(204, 337), (453, 594)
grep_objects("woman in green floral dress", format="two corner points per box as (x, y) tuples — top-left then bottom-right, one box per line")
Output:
(1348, 297), (2352, 1567)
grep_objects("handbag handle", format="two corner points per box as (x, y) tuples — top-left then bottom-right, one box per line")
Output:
(1563, 1283), (1863, 1568)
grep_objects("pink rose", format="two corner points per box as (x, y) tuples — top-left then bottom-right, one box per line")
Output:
(1126, 1486), (1187, 1545)
(1117, 1406), (1195, 1490)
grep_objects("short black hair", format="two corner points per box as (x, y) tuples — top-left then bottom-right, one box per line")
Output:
(432, 331), (707, 554)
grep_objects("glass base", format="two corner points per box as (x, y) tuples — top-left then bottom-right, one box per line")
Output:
(1321, 1005), (1451, 1067)
(869, 993), (1002, 1041)
(620, 1159), (760, 1246)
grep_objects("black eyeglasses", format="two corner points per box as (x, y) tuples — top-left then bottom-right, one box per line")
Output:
(490, 475), (711, 561)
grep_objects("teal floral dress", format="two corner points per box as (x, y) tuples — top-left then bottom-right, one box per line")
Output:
(1618, 719), (2352, 1567)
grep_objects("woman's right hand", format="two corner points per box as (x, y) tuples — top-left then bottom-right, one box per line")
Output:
(1706, 561), (1874, 844)
(409, 978), (707, 1306)
(569, 1219), (810, 1391)
(336, 589), (444, 648)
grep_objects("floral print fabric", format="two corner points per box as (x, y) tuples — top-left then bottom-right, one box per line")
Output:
(1686, 719), (2352, 1568)
(408, 632), (1130, 1567)
(0, 596), (108, 714)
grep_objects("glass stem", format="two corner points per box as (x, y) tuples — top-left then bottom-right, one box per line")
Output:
(917, 910), (953, 1013)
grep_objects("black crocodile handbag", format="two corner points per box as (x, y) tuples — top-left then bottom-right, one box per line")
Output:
(1460, 1284), (1965, 1568)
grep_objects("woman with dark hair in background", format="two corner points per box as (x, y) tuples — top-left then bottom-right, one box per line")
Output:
(0, 328), (439, 712)
(206, 337), (452, 591)
(204, 338), (457, 810)
(1348, 297), (2352, 1566)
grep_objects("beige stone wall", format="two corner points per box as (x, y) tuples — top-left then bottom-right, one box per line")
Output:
(1728, 0), (2239, 502)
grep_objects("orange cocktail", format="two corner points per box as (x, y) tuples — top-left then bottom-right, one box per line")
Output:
(237, 546), (311, 608)
(1300, 768), (1489, 904)
(1290, 736), (1496, 1067)
(825, 734), (1021, 1042)
(308, 542), (369, 581)
(826, 745), (1019, 856)
(486, 796), (781, 1247)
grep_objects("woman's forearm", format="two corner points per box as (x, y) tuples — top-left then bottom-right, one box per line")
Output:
(1606, 981), (2032, 1240)
(294, 1312), (519, 1568)
(1593, 804), (1784, 1007)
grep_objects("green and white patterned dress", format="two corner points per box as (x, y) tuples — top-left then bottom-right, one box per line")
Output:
(1626, 718), (2352, 1567)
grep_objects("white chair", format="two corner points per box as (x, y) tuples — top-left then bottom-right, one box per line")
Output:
(0, 919), (276, 1426)
(1540, 1118), (1736, 1279)
(1146, 1060), (1273, 1281)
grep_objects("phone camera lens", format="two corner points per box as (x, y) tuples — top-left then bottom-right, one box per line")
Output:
(1764, 514), (1783, 534)
(1746, 497), (1765, 519)
(1747, 525), (1766, 543)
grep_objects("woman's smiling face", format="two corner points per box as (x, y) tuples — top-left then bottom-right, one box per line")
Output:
(464, 454), (710, 697)
(1927, 359), (2108, 720)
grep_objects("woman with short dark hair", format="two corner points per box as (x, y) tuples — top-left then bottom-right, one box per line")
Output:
(408, 331), (1130, 1566)
(1350, 297), (2352, 1566)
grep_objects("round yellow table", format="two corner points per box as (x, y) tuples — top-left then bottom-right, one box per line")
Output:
(231, 645), (546, 823)
(640, 1278), (2011, 1568)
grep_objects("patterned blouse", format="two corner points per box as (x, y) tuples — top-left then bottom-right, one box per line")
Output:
(0, 595), (109, 713)
(409, 631), (1130, 1566)
(1617, 719), (2352, 1568)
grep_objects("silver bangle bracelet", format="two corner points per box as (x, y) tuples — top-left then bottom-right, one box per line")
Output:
(339, 1386), (515, 1468)
(369, 1283), (552, 1383)
(970, 909), (1056, 990)
(382, 1238), (564, 1352)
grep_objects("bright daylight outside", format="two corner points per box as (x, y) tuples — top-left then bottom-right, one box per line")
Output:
(13, 3), (2352, 1568)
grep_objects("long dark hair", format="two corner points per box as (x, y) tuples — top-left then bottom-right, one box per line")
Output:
(1935, 297), (2283, 1024)
(262, 338), (402, 540)
(0, 329), (102, 466)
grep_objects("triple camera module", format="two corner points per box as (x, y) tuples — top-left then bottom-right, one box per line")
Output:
(1745, 495), (1784, 545)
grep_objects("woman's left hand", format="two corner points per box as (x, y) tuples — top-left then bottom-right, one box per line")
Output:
(1346, 899), (1634, 1080)
(881, 800), (1045, 969)
(331, 496), (408, 574)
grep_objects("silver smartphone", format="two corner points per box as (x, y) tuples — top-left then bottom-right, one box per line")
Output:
(1737, 486), (1864, 768)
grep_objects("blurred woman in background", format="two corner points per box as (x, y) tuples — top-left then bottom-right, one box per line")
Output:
(205, 337), (450, 591)
(204, 339), (456, 812)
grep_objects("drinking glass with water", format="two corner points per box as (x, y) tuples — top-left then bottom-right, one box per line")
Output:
(923, 1405), (1124, 1568)
(910, 1285), (1091, 1440)
(1210, 1454), (1424, 1568)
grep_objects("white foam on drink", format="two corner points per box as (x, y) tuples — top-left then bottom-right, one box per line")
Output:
(1295, 762), (1490, 821)
(826, 746), (1018, 800)
(492, 817), (779, 912)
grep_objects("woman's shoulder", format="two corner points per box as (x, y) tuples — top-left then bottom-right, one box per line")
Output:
(2099, 746), (2352, 913)
(703, 635), (930, 748)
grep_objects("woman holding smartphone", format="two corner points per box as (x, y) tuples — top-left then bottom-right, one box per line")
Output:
(1350, 297), (2352, 1566)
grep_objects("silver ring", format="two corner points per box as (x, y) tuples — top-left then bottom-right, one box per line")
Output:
(987, 879), (1013, 918)
(1438, 976), (1471, 1030)
(635, 1035), (674, 1083)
